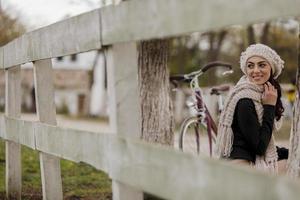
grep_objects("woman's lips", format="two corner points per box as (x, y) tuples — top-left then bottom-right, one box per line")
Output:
(252, 75), (262, 79)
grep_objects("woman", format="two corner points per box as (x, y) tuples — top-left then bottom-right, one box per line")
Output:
(215, 44), (288, 174)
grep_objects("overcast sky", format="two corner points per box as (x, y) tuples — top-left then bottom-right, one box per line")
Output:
(2, 0), (104, 30)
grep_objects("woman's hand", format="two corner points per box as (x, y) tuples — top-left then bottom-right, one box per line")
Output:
(262, 82), (278, 106)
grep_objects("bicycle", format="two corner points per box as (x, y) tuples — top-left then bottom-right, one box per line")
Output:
(210, 84), (231, 115)
(170, 61), (233, 157)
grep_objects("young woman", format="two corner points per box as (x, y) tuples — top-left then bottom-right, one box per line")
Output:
(215, 44), (288, 174)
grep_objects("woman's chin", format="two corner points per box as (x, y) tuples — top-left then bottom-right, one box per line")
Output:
(255, 82), (264, 85)
(249, 80), (265, 86)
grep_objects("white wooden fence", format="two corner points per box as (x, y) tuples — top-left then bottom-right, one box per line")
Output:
(1, 0), (300, 199)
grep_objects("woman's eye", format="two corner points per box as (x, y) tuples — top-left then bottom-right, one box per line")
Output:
(247, 64), (254, 68)
(259, 64), (266, 68)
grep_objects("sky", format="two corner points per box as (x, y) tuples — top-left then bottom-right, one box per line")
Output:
(2, 0), (104, 30)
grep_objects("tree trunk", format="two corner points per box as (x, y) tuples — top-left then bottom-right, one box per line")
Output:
(247, 25), (255, 46)
(207, 31), (216, 61)
(287, 21), (300, 178)
(260, 22), (270, 44)
(138, 39), (174, 145)
(215, 30), (227, 58)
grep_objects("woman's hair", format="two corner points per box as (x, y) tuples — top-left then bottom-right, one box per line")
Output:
(268, 73), (284, 120)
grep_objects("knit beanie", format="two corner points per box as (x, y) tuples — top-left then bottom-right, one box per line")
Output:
(240, 44), (284, 79)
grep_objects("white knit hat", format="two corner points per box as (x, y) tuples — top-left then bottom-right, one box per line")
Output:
(240, 44), (284, 79)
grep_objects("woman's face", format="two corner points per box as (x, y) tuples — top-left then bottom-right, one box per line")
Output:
(246, 56), (272, 85)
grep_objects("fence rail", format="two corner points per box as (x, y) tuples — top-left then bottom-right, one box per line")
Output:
(0, 116), (300, 200)
(1, 0), (300, 69)
(1, 0), (300, 199)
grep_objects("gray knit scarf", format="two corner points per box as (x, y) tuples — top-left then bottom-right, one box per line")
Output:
(214, 76), (279, 174)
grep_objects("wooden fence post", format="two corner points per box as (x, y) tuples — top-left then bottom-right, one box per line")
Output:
(33, 59), (63, 200)
(106, 42), (143, 200)
(5, 65), (22, 199)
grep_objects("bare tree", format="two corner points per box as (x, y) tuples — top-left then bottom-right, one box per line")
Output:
(260, 22), (270, 44)
(205, 30), (228, 61)
(0, 10), (25, 46)
(246, 25), (255, 46)
(138, 39), (174, 145)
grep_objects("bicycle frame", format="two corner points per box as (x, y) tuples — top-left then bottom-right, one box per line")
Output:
(187, 75), (218, 156)
(189, 75), (218, 131)
(172, 61), (232, 156)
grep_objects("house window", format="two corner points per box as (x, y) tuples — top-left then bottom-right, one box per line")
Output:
(71, 54), (77, 62)
(57, 56), (63, 61)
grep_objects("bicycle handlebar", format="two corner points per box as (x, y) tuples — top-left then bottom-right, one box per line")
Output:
(169, 75), (191, 82)
(170, 75), (191, 88)
(170, 61), (233, 88)
(201, 61), (232, 73)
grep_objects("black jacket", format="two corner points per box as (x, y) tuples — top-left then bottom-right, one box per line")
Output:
(229, 98), (288, 162)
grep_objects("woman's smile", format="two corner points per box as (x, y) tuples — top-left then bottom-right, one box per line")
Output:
(252, 75), (263, 81)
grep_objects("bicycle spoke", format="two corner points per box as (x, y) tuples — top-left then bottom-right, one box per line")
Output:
(179, 117), (216, 157)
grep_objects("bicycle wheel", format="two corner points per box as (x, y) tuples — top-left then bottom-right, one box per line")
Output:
(179, 117), (217, 156)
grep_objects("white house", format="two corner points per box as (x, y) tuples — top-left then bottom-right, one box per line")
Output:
(0, 50), (107, 117)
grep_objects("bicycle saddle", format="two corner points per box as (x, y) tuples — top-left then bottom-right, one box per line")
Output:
(210, 85), (230, 95)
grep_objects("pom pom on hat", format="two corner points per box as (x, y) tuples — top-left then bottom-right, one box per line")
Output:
(240, 44), (284, 79)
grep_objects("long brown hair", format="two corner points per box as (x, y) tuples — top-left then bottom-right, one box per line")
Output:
(268, 73), (284, 121)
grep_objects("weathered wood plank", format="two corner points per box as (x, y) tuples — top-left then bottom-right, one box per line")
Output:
(101, 0), (300, 44)
(108, 137), (300, 200)
(33, 60), (56, 124)
(5, 67), (21, 118)
(3, 35), (29, 70)
(18, 120), (36, 149)
(34, 123), (110, 171)
(3, 9), (101, 69)
(5, 65), (21, 199)
(0, 117), (110, 170)
(112, 182), (143, 200)
(106, 43), (141, 136)
(2, 0), (300, 68)
(4, 117), (35, 149)
(0, 115), (5, 139)
(106, 42), (143, 200)
(0, 47), (3, 69)
(1, 117), (300, 200)
(33, 59), (63, 200)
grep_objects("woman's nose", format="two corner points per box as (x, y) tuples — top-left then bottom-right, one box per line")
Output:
(253, 66), (260, 73)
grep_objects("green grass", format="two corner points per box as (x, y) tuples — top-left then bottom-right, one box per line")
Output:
(0, 140), (112, 200)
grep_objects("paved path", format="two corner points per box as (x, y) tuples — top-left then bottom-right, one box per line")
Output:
(21, 113), (113, 133)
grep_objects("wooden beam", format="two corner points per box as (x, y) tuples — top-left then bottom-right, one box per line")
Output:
(5, 65), (21, 199)
(2, 117), (35, 149)
(101, 0), (300, 44)
(1, 117), (300, 200)
(106, 42), (143, 200)
(106, 43), (141, 136)
(34, 122), (110, 171)
(2, 0), (300, 69)
(0, 47), (3, 68)
(2, 10), (101, 69)
(33, 59), (63, 200)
